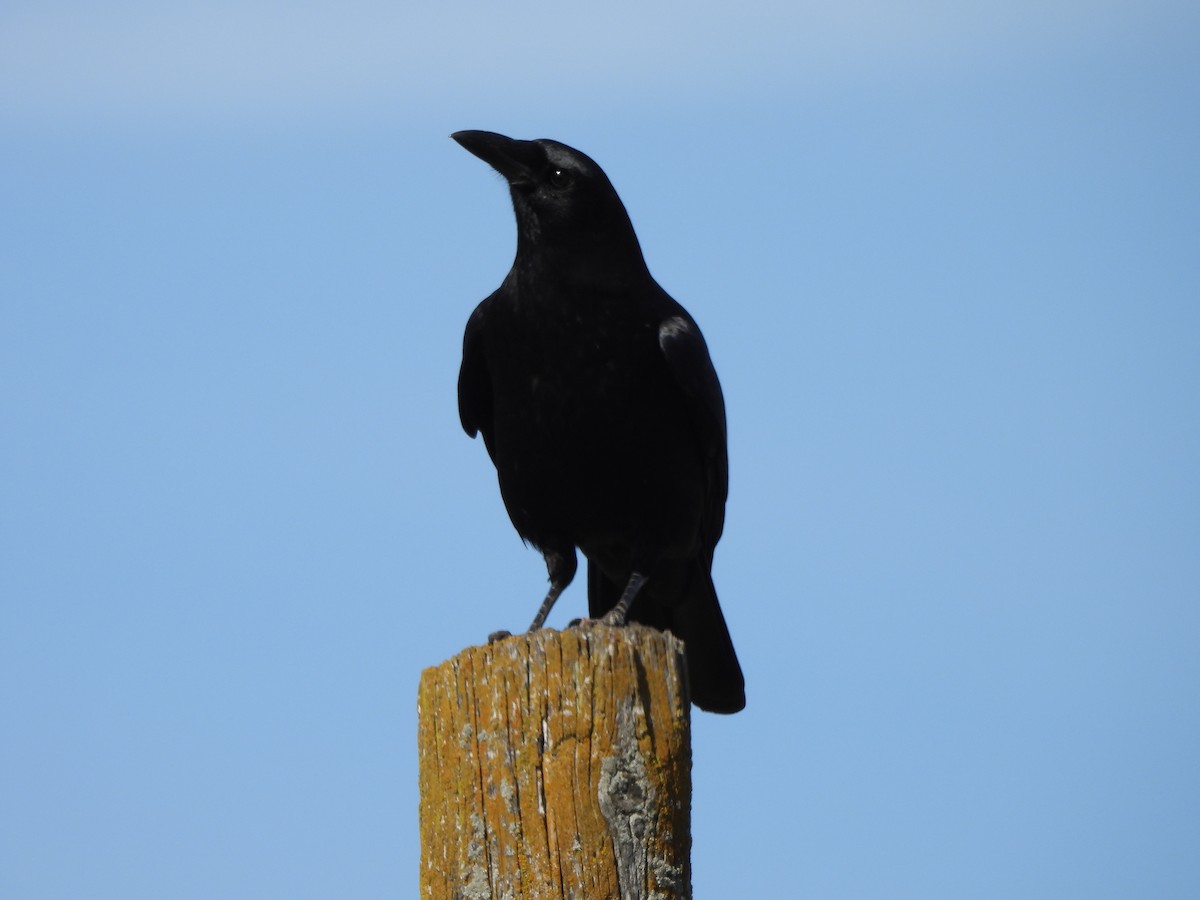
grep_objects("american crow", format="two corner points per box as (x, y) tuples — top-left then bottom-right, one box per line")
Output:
(453, 130), (745, 714)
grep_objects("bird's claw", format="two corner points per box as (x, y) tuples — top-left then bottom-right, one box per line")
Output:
(566, 616), (626, 629)
(487, 629), (513, 643)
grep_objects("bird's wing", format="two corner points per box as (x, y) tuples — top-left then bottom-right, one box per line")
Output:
(458, 302), (496, 458)
(658, 314), (729, 546)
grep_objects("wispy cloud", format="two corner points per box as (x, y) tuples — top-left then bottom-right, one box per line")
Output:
(0, 0), (1182, 126)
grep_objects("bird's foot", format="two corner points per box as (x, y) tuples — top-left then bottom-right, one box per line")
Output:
(487, 629), (513, 643)
(599, 608), (629, 627)
(596, 572), (645, 628)
(565, 615), (627, 629)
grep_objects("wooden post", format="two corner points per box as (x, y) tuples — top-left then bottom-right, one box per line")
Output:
(418, 625), (692, 899)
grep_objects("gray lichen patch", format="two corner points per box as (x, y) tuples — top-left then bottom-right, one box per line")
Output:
(598, 709), (659, 899)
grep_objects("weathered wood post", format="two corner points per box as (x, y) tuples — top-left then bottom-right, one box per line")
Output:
(418, 625), (692, 899)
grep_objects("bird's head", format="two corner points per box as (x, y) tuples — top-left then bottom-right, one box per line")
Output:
(452, 130), (648, 285)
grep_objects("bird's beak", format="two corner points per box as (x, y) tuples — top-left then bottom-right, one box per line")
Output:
(452, 130), (538, 187)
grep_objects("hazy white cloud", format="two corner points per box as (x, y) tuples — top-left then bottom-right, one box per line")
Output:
(0, 0), (1180, 125)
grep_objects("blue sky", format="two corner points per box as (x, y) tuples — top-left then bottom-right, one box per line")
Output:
(2, 1), (1198, 897)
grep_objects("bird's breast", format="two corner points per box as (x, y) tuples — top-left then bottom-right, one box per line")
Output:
(478, 292), (707, 555)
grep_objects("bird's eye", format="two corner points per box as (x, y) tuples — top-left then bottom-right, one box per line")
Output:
(548, 168), (573, 190)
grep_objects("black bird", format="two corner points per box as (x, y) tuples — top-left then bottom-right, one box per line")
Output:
(453, 130), (745, 714)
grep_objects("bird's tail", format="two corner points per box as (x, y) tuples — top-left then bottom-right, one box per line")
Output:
(671, 561), (745, 714)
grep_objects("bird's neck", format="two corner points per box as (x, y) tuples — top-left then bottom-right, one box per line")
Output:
(514, 231), (651, 294)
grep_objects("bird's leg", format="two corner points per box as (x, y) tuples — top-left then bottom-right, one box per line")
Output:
(526, 582), (565, 632)
(600, 571), (649, 627)
(527, 547), (578, 632)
